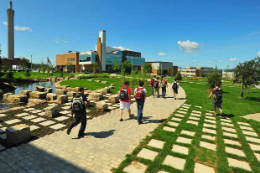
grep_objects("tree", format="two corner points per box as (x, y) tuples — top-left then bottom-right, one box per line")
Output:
(167, 67), (174, 76)
(41, 60), (47, 73)
(93, 62), (98, 74)
(207, 72), (222, 89)
(24, 68), (31, 77)
(112, 58), (121, 72)
(143, 62), (152, 74)
(233, 57), (260, 98)
(46, 57), (53, 74)
(121, 60), (132, 75)
(175, 71), (182, 81)
(199, 70), (203, 77)
(66, 62), (75, 73)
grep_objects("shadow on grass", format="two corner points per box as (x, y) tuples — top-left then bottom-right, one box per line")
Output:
(84, 129), (115, 138)
(245, 97), (260, 102)
(219, 114), (235, 119)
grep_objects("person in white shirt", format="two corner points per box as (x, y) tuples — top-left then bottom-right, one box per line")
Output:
(172, 79), (179, 100)
(134, 80), (147, 124)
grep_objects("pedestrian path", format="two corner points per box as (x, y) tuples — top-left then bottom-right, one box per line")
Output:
(0, 86), (186, 173)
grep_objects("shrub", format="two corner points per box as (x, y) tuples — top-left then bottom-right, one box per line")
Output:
(5, 70), (14, 78)
(207, 72), (222, 88)
(175, 72), (182, 81)
(24, 69), (31, 77)
(60, 72), (64, 77)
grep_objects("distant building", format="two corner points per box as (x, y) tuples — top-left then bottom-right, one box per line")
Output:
(222, 71), (234, 80)
(56, 30), (145, 73)
(147, 61), (178, 76)
(179, 67), (222, 77)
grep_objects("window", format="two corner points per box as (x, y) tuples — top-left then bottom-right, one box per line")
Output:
(79, 56), (91, 62)
(67, 58), (75, 61)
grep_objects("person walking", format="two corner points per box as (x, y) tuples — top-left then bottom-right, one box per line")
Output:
(67, 87), (88, 138)
(134, 80), (147, 124)
(208, 83), (223, 116)
(172, 79), (179, 100)
(150, 75), (156, 96)
(119, 81), (133, 121)
(153, 77), (160, 98)
(161, 77), (168, 98)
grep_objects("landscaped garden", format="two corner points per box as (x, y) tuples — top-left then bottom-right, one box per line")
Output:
(113, 80), (260, 173)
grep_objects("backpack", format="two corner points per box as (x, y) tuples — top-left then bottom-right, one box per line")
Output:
(119, 87), (128, 100)
(150, 79), (154, 85)
(72, 94), (84, 112)
(135, 87), (145, 100)
(161, 81), (166, 87)
(172, 82), (178, 90)
(153, 80), (159, 88)
(213, 88), (222, 101)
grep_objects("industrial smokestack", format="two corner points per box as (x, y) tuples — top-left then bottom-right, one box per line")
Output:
(99, 30), (106, 71)
(7, 1), (15, 59)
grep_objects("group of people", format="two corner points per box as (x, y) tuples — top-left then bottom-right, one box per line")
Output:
(150, 75), (179, 99)
(66, 77), (224, 138)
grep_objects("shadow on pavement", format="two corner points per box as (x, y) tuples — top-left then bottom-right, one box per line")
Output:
(84, 129), (115, 138)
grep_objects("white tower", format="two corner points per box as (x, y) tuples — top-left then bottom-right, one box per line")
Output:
(7, 1), (15, 59)
(99, 30), (106, 71)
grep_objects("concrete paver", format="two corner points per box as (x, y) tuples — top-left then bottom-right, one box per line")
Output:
(249, 143), (260, 151)
(202, 134), (215, 141)
(194, 163), (215, 173)
(176, 137), (192, 144)
(5, 119), (21, 125)
(223, 132), (238, 138)
(200, 141), (216, 151)
(163, 155), (186, 170)
(224, 139), (241, 146)
(222, 127), (236, 133)
(187, 120), (198, 126)
(226, 147), (246, 157)
(228, 158), (252, 171)
(172, 144), (189, 155)
(0, 114), (7, 117)
(147, 139), (165, 149)
(123, 161), (147, 173)
(181, 130), (195, 137)
(162, 126), (176, 132)
(137, 148), (159, 161)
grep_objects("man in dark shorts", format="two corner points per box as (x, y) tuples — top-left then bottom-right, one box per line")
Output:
(67, 87), (88, 138)
(172, 79), (179, 100)
(208, 83), (223, 116)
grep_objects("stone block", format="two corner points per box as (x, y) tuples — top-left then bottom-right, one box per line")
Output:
(45, 88), (53, 93)
(228, 158), (251, 171)
(123, 161), (147, 173)
(176, 137), (192, 144)
(56, 89), (67, 95)
(88, 92), (103, 101)
(200, 141), (216, 151)
(39, 120), (56, 126)
(94, 80), (100, 82)
(57, 95), (68, 104)
(34, 86), (45, 92)
(137, 148), (159, 161)
(163, 155), (186, 170)
(102, 87), (110, 94)
(96, 101), (108, 111)
(172, 145), (189, 155)
(147, 139), (165, 149)
(108, 95), (119, 103)
(5, 119), (21, 125)
(67, 91), (76, 97)
(6, 124), (31, 144)
(45, 105), (59, 118)
(4, 94), (28, 103)
(194, 163), (215, 173)
(47, 93), (57, 101)
(162, 126), (175, 132)
(20, 90), (31, 96)
(101, 81), (108, 84)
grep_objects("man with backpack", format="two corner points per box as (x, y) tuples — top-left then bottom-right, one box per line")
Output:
(172, 79), (179, 100)
(150, 75), (156, 96)
(153, 77), (160, 98)
(67, 87), (88, 138)
(161, 77), (168, 98)
(119, 81), (133, 121)
(208, 83), (224, 116)
(134, 80), (147, 124)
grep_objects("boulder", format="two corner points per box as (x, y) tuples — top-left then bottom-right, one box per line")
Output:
(74, 87), (81, 93)
(28, 99), (46, 106)
(45, 105), (59, 118)
(30, 91), (47, 99)
(87, 79), (93, 81)
(109, 85), (114, 90)
(67, 91), (76, 97)
(89, 100), (96, 107)
(56, 89), (67, 95)
(47, 93), (57, 101)
(66, 87), (76, 92)
(6, 124), (31, 145)
(45, 88), (53, 93)
(96, 101), (108, 111)
(29, 91), (39, 98)
(3, 93), (12, 100)
(102, 87), (110, 94)
(20, 90), (31, 96)
(94, 80), (100, 82)
(88, 92), (103, 101)
(35, 86), (45, 92)
(57, 95), (68, 104)
(4, 94), (28, 103)
(51, 77), (57, 82)
(101, 81), (108, 84)
(108, 95), (119, 103)
(117, 90), (120, 96)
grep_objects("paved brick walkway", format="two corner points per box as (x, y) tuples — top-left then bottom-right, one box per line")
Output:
(0, 86), (186, 173)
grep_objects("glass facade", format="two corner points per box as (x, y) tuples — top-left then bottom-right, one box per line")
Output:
(126, 56), (145, 66)
(106, 54), (122, 64)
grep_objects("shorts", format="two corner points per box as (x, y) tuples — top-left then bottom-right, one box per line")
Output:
(173, 89), (178, 94)
(119, 101), (130, 110)
(213, 100), (222, 111)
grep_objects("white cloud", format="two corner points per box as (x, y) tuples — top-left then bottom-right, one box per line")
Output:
(158, 52), (167, 56)
(55, 38), (68, 44)
(229, 58), (239, 62)
(3, 21), (32, 32)
(257, 51), (260, 57)
(247, 32), (259, 37)
(177, 40), (201, 53)
(193, 60), (198, 63)
(112, 46), (131, 51)
(218, 60), (223, 63)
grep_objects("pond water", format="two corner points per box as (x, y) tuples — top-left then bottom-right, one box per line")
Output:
(0, 82), (56, 110)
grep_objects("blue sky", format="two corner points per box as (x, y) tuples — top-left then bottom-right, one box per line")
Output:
(0, 0), (259, 69)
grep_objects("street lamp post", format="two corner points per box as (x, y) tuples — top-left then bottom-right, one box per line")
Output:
(161, 63), (162, 77)
(131, 57), (133, 72)
(31, 55), (32, 71)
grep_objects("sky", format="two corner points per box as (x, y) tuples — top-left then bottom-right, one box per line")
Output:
(0, 0), (260, 69)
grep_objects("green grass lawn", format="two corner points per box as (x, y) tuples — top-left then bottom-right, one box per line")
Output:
(12, 72), (75, 79)
(60, 77), (153, 97)
(113, 81), (260, 173)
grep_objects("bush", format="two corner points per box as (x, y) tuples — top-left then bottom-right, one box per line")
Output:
(207, 72), (222, 88)
(175, 72), (182, 81)
(60, 72), (64, 77)
(24, 69), (31, 77)
(5, 70), (14, 78)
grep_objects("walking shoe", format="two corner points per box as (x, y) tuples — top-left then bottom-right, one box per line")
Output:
(78, 133), (85, 138)
(67, 128), (71, 135)
(120, 118), (123, 122)
(138, 121), (144, 125)
(129, 114), (134, 118)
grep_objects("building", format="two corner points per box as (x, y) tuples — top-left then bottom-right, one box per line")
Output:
(179, 67), (222, 77)
(56, 30), (145, 72)
(7, 1), (15, 59)
(147, 61), (177, 76)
